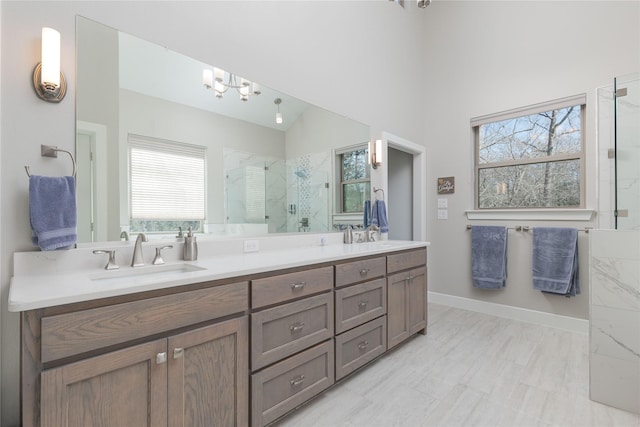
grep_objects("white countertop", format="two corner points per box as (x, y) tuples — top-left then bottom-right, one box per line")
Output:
(9, 240), (429, 312)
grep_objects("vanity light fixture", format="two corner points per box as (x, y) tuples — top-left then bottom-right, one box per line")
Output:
(33, 27), (67, 103)
(203, 67), (261, 101)
(368, 139), (383, 169)
(274, 98), (283, 124)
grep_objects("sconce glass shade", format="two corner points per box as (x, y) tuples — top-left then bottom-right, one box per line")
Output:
(369, 139), (383, 169)
(33, 27), (66, 102)
(276, 112), (283, 124)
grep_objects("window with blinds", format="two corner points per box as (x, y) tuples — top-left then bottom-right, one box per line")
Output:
(128, 134), (206, 232)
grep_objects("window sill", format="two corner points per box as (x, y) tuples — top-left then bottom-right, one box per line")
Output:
(465, 209), (595, 222)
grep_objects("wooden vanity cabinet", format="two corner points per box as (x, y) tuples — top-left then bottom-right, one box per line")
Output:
(387, 249), (428, 350)
(25, 280), (249, 427)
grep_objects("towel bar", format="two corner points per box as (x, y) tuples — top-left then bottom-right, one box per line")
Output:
(466, 225), (591, 233)
(25, 144), (77, 178)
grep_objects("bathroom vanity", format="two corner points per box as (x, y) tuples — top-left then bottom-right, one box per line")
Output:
(9, 238), (428, 427)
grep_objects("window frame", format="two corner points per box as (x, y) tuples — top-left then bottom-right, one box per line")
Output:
(472, 94), (586, 210)
(128, 134), (207, 233)
(335, 144), (370, 214)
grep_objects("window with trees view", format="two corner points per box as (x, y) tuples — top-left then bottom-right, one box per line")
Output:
(339, 147), (370, 213)
(473, 95), (585, 209)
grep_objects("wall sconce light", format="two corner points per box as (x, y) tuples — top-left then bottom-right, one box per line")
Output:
(368, 139), (383, 169)
(33, 27), (66, 103)
(496, 182), (508, 195)
(274, 98), (283, 124)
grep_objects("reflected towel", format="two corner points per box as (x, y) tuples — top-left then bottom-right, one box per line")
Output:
(29, 175), (77, 251)
(371, 199), (388, 233)
(471, 226), (508, 290)
(363, 200), (371, 228)
(532, 227), (579, 297)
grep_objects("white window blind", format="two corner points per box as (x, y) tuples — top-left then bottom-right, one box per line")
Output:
(129, 134), (206, 220)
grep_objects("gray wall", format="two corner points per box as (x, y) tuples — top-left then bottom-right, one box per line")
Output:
(1, 1), (639, 425)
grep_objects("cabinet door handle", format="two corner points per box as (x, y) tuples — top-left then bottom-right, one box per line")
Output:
(357, 341), (369, 351)
(290, 282), (306, 291)
(290, 374), (305, 387)
(173, 348), (184, 359)
(359, 268), (370, 276)
(289, 322), (305, 333)
(358, 300), (368, 310)
(156, 352), (167, 364)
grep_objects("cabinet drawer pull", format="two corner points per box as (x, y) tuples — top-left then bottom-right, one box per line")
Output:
(358, 300), (368, 310)
(173, 348), (184, 359)
(290, 374), (305, 387)
(359, 268), (370, 276)
(290, 282), (306, 291)
(156, 352), (167, 364)
(289, 322), (305, 333)
(357, 341), (369, 351)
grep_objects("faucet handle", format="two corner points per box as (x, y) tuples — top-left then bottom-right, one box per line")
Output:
(93, 250), (119, 270)
(153, 245), (174, 265)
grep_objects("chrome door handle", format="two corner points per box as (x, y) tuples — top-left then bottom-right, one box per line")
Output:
(358, 300), (368, 311)
(359, 268), (370, 276)
(290, 374), (305, 387)
(156, 352), (167, 364)
(289, 322), (305, 333)
(173, 348), (184, 359)
(291, 282), (306, 291)
(357, 341), (369, 351)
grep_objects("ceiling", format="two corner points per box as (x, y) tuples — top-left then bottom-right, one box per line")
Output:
(118, 31), (309, 131)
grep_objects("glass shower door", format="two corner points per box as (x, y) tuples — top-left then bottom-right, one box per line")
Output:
(614, 73), (640, 230)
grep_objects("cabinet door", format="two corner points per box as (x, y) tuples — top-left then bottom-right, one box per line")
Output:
(167, 316), (249, 427)
(408, 267), (427, 335)
(40, 339), (168, 427)
(387, 266), (427, 350)
(387, 271), (410, 349)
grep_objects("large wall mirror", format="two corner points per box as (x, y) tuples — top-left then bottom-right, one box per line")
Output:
(76, 16), (370, 243)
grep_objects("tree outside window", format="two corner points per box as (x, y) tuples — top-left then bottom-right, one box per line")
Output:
(340, 148), (370, 213)
(474, 99), (584, 209)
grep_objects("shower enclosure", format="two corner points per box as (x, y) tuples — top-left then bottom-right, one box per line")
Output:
(224, 149), (330, 233)
(597, 72), (640, 230)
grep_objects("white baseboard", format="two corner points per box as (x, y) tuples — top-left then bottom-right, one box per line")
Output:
(428, 291), (589, 335)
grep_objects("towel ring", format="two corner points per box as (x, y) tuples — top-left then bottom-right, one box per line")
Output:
(25, 144), (77, 178)
(373, 187), (385, 200)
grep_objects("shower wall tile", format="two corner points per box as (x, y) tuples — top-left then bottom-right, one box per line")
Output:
(590, 230), (640, 415)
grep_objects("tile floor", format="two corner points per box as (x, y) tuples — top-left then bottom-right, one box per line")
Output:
(275, 303), (640, 427)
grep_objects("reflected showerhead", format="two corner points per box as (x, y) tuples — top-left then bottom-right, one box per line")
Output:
(294, 169), (308, 179)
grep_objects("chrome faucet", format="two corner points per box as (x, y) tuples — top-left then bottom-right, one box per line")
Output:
(365, 224), (380, 242)
(120, 230), (129, 241)
(131, 233), (148, 267)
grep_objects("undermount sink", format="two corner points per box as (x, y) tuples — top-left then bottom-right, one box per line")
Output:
(90, 263), (207, 284)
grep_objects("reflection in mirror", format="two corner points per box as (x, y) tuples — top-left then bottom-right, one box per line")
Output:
(76, 16), (369, 243)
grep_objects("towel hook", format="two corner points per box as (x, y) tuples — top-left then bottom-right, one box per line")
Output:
(25, 144), (77, 178)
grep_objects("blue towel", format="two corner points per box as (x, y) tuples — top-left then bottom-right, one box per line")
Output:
(471, 226), (508, 290)
(29, 175), (77, 251)
(532, 227), (579, 297)
(371, 199), (388, 233)
(363, 200), (371, 228)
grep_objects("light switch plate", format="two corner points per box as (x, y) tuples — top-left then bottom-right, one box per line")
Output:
(437, 198), (448, 208)
(437, 209), (448, 220)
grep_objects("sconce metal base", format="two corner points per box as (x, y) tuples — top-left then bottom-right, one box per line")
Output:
(32, 63), (66, 103)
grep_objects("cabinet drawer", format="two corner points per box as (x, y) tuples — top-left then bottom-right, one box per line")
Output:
(335, 278), (386, 334)
(251, 266), (333, 309)
(251, 340), (334, 427)
(335, 256), (385, 287)
(251, 293), (333, 370)
(387, 248), (426, 274)
(40, 281), (248, 363)
(335, 316), (386, 381)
